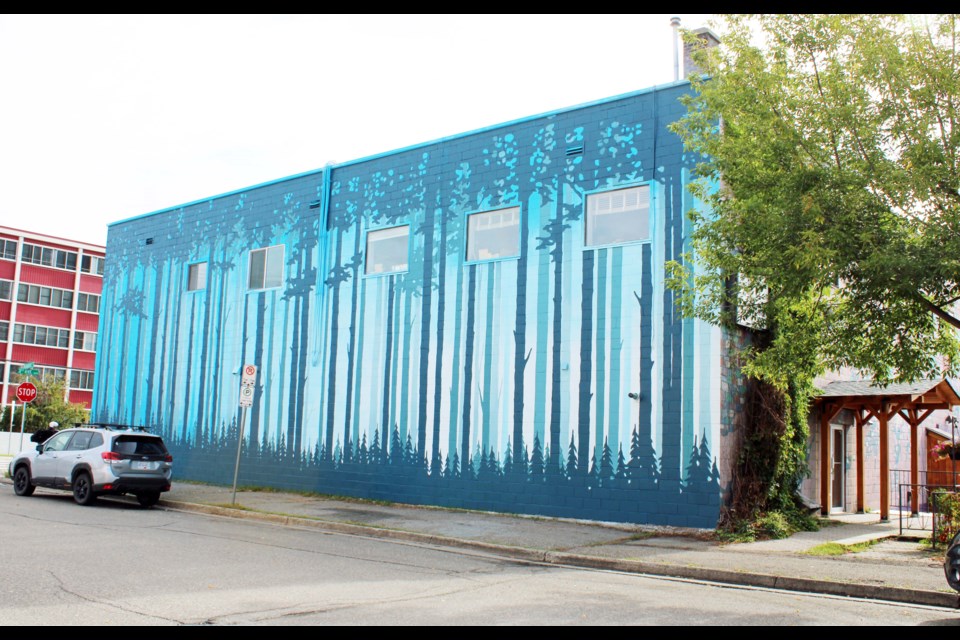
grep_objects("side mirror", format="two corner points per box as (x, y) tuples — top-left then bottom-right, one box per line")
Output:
(36, 444), (43, 453)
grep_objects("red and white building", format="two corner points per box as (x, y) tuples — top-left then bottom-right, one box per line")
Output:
(0, 225), (104, 408)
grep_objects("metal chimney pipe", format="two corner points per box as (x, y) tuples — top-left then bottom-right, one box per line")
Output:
(671, 16), (681, 81)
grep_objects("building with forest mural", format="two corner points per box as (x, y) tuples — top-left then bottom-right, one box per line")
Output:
(93, 78), (735, 528)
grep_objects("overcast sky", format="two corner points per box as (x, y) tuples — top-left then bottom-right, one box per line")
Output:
(0, 14), (714, 247)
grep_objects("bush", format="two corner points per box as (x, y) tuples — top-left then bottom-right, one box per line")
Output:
(0, 377), (88, 433)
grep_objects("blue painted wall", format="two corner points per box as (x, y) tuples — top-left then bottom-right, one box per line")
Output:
(94, 81), (724, 528)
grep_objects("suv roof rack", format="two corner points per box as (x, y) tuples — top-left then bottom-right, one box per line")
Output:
(80, 423), (151, 432)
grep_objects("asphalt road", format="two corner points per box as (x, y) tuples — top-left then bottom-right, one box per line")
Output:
(1, 488), (959, 626)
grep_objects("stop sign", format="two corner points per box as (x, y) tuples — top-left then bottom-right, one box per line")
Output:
(15, 382), (37, 404)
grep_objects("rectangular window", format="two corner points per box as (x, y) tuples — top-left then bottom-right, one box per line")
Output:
(188, 262), (208, 291)
(16, 283), (73, 309)
(74, 330), (97, 351)
(466, 207), (521, 262)
(0, 239), (16, 261)
(0, 321), (7, 341)
(81, 255), (105, 275)
(584, 185), (651, 248)
(365, 225), (410, 275)
(248, 246), (284, 290)
(21, 242), (78, 271)
(70, 370), (94, 390)
(11, 323), (68, 348)
(0, 280), (11, 300)
(77, 292), (99, 313)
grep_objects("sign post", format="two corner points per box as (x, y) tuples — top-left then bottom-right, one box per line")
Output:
(7, 401), (15, 455)
(232, 364), (257, 504)
(15, 382), (37, 453)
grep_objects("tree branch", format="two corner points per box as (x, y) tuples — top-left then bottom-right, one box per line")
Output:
(916, 294), (960, 330)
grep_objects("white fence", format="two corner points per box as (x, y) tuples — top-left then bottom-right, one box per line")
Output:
(0, 430), (39, 456)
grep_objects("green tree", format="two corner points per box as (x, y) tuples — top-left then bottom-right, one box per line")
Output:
(1, 377), (89, 434)
(667, 14), (960, 531)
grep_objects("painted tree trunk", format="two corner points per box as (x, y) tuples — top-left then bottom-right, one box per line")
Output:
(325, 226), (344, 457)
(343, 226), (363, 450)
(513, 196), (530, 473)
(181, 298), (197, 444)
(144, 264), (164, 427)
(447, 259), (465, 467)
(152, 261), (171, 430)
(461, 264), (477, 477)
(287, 294), (301, 453)
(417, 210), (435, 466)
(381, 276), (396, 464)
(196, 262), (216, 447)
(578, 250), (595, 474)
(595, 249), (608, 461)
(431, 209), (448, 472)
(351, 277), (368, 449)
(548, 215), (564, 473)
(399, 284), (413, 446)
(165, 263), (185, 441)
(481, 263), (495, 453)
(607, 248), (623, 451)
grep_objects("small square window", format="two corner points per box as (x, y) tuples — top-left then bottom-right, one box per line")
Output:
(188, 262), (208, 291)
(466, 207), (521, 263)
(365, 225), (409, 275)
(248, 245), (284, 290)
(585, 185), (650, 248)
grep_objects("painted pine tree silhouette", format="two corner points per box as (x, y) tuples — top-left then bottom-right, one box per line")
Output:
(600, 439), (615, 484)
(566, 436), (578, 479)
(628, 425), (660, 490)
(529, 435), (545, 481)
(615, 445), (628, 486)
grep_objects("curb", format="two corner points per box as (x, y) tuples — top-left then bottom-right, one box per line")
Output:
(159, 499), (960, 610)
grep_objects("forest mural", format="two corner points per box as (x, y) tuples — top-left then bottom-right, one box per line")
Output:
(93, 82), (726, 528)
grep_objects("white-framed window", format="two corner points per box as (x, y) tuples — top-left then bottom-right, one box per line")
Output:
(0, 279), (11, 300)
(466, 206), (521, 263)
(17, 283), (74, 310)
(13, 323), (70, 348)
(365, 225), (409, 275)
(80, 255), (105, 276)
(248, 245), (284, 290)
(584, 184), (651, 248)
(0, 321), (8, 341)
(187, 262), (208, 292)
(21, 242), (77, 271)
(77, 292), (100, 313)
(73, 330), (97, 351)
(69, 370), (95, 390)
(0, 239), (17, 261)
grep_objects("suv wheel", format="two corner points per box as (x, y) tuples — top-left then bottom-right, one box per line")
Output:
(13, 466), (35, 497)
(136, 492), (161, 508)
(72, 472), (97, 506)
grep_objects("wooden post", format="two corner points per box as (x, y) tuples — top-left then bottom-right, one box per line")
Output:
(820, 409), (831, 516)
(909, 409), (919, 516)
(880, 408), (890, 522)
(856, 410), (865, 514)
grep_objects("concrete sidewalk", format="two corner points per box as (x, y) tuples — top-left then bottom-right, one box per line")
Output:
(156, 480), (960, 610)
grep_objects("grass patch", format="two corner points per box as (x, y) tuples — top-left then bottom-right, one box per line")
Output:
(803, 540), (879, 556)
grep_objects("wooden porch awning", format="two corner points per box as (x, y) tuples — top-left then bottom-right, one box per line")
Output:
(813, 378), (960, 520)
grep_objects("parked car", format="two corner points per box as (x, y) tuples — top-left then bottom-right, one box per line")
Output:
(946, 531), (960, 593)
(9, 424), (173, 508)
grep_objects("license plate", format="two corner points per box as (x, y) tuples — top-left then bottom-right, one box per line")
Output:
(134, 461), (154, 471)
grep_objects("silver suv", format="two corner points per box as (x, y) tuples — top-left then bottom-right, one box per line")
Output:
(9, 424), (173, 508)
